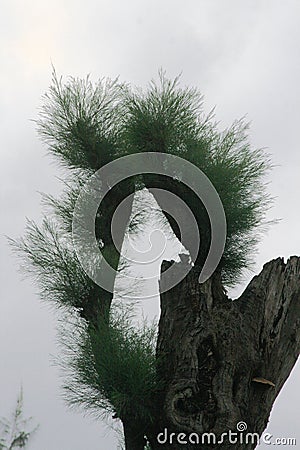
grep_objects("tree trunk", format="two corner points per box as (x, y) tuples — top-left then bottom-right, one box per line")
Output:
(123, 419), (147, 450)
(149, 256), (300, 449)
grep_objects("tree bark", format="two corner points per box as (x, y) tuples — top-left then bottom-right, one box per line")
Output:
(123, 419), (147, 450)
(149, 256), (300, 449)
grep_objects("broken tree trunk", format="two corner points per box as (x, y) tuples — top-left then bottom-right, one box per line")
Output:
(149, 256), (300, 449)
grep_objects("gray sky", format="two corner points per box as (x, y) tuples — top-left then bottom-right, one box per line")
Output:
(1, 1), (299, 449)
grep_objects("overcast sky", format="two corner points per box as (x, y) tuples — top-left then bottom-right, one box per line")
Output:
(1, 1), (300, 449)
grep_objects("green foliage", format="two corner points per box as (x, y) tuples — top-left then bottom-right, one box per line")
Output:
(36, 69), (126, 170)
(10, 218), (95, 312)
(59, 307), (157, 425)
(0, 389), (38, 450)
(121, 72), (205, 155)
(34, 69), (273, 285)
(122, 72), (273, 284)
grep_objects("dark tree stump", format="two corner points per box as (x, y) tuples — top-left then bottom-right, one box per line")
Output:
(149, 256), (300, 449)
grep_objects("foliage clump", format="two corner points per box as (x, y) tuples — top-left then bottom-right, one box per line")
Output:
(122, 73), (273, 284)
(60, 308), (157, 425)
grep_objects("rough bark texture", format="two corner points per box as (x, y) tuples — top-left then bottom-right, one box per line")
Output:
(148, 256), (300, 449)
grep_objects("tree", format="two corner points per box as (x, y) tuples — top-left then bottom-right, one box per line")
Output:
(12, 71), (299, 449)
(0, 389), (38, 450)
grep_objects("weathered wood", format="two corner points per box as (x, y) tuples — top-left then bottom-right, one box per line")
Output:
(150, 256), (300, 449)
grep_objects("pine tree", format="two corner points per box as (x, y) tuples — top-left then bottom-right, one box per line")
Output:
(0, 389), (38, 450)
(11, 71), (299, 449)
